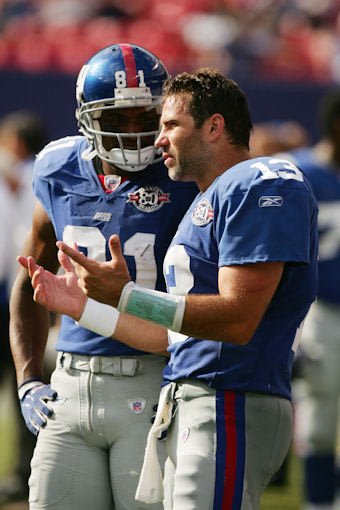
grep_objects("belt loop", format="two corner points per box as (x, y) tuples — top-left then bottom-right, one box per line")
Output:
(60, 352), (72, 374)
(89, 356), (100, 373)
(118, 357), (122, 377)
(121, 358), (139, 376)
(56, 351), (63, 369)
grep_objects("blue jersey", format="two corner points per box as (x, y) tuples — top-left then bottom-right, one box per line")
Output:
(282, 147), (340, 304)
(33, 136), (198, 356)
(163, 156), (318, 399)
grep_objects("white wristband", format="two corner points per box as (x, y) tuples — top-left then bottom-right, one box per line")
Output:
(18, 380), (44, 400)
(118, 282), (185, 332)
(77, 298), (120, 337)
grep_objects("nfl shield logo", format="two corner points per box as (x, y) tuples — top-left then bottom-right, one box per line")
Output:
(128, 398), (146, 414)
(104, 175), (121, 191)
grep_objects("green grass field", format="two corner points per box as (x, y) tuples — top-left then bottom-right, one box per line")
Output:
(0, 383), (18, 478)
(260, 453), (303, 510)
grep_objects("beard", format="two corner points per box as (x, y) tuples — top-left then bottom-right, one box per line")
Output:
(168, 140), (207, 182)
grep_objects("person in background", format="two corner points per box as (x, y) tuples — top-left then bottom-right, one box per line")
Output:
(277, 90), (340, 510)
(9, 44), (198, 510)
(250, 120), (310, 158)
(0, 111), (46, 504)
(249, 117), (310, 489)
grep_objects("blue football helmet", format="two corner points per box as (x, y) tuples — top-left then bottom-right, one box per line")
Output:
(76, 43), (169, 172)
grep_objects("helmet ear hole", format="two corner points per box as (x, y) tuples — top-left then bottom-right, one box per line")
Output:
(76, 43), (168, 171)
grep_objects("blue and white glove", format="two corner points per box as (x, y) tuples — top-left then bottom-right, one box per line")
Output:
(18, 379), (57, 436)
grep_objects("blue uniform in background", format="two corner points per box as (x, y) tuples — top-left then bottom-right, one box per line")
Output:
(158, 156), (318, 510)
(287, 147), (340, 303)
(284, 147), (340, 508)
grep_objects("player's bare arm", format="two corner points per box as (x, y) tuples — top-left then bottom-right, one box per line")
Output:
(9, 200), (60, 386)
(58, 232), (284, 346)
(24, 248), (169, 355)
(182, 261), (284, 344)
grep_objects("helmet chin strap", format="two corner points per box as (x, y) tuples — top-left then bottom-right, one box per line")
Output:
(106, 146), (158, 172)
(81, 141), (157, 172)
(81, 143), (97, 161)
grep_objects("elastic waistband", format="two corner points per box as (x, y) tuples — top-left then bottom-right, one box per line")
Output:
(56, 351), (164, 377)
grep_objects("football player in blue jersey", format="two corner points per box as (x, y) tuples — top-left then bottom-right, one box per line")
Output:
(9, 44), (198, 510)
(19, 69), (318, 510)
(274, 91), (340, 510)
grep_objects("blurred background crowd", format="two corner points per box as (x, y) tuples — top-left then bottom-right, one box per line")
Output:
(0, 0), (340, 81)
(1, 1), (340, 510)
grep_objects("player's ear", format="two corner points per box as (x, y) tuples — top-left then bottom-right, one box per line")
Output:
(207, 113), (225, 142)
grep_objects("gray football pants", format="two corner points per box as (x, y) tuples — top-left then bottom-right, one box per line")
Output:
(163, 380), (293, 510)
(28, 352), (166, 510)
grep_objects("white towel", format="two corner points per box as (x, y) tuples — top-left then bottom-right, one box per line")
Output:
(135, 382), (176, 504)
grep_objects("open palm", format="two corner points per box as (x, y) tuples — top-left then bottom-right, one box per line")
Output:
(18, 250), (87, 320)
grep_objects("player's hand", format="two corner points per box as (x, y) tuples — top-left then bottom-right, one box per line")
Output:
(18, 380), (57, 436)
(17, 251), (87, 320)
(57, 234), (131, 307)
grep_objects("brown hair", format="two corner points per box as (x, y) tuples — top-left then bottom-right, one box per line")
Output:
(162, 68), (253, 149)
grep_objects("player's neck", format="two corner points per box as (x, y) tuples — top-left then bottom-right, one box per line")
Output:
(198, 147), (250, 192)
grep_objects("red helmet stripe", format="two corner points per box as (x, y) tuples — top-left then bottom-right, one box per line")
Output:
(119, 44), (138, 87)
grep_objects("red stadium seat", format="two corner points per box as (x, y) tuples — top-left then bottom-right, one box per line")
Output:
(13, 34), (54, 72)
(0, 39), (12, 69)
(53, 35), (97, 74)
(84, 18), (126, 50)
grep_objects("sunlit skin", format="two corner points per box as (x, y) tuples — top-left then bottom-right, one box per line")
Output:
(100, 106), (160, 177)
(155, 94), (209, 185)
(155, 93), (250, 191)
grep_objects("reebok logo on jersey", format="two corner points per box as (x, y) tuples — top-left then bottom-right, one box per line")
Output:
(127, 186), (171, 212)
(258, 196), (283, 207)
(192, 197), (214, 226)
(93, 211), (112, 222)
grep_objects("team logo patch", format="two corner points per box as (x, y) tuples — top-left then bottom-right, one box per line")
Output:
(93, 211), (112, 222)
(128, 398), (146, 414)
(127, 186), (171, 212)
(104, 175), (121, 192)
(192, 197), (214, 226)
(258, 196), (283, 207)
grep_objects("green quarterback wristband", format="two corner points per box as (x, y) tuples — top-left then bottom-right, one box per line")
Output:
(118, 282), (186, 332)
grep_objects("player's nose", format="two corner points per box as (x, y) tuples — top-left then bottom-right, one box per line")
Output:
(154, 128), (168, 148)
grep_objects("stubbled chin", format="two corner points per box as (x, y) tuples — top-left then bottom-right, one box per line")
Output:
(168, 167), (181, 181)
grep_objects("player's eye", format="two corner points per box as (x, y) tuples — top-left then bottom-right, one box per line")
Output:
(100, 120), (121, 132)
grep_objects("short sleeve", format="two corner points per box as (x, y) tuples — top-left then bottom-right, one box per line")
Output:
(216, 181), (314, 267)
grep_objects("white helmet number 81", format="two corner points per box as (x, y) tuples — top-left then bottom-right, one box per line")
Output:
(115, 70), (146, 88)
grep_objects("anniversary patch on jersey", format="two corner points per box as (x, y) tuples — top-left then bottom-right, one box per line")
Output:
(127, 398), (146, 414)
(192, 197), (214, 226)
(258, 196), (283, 207)
(127, 185), (171, 212)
